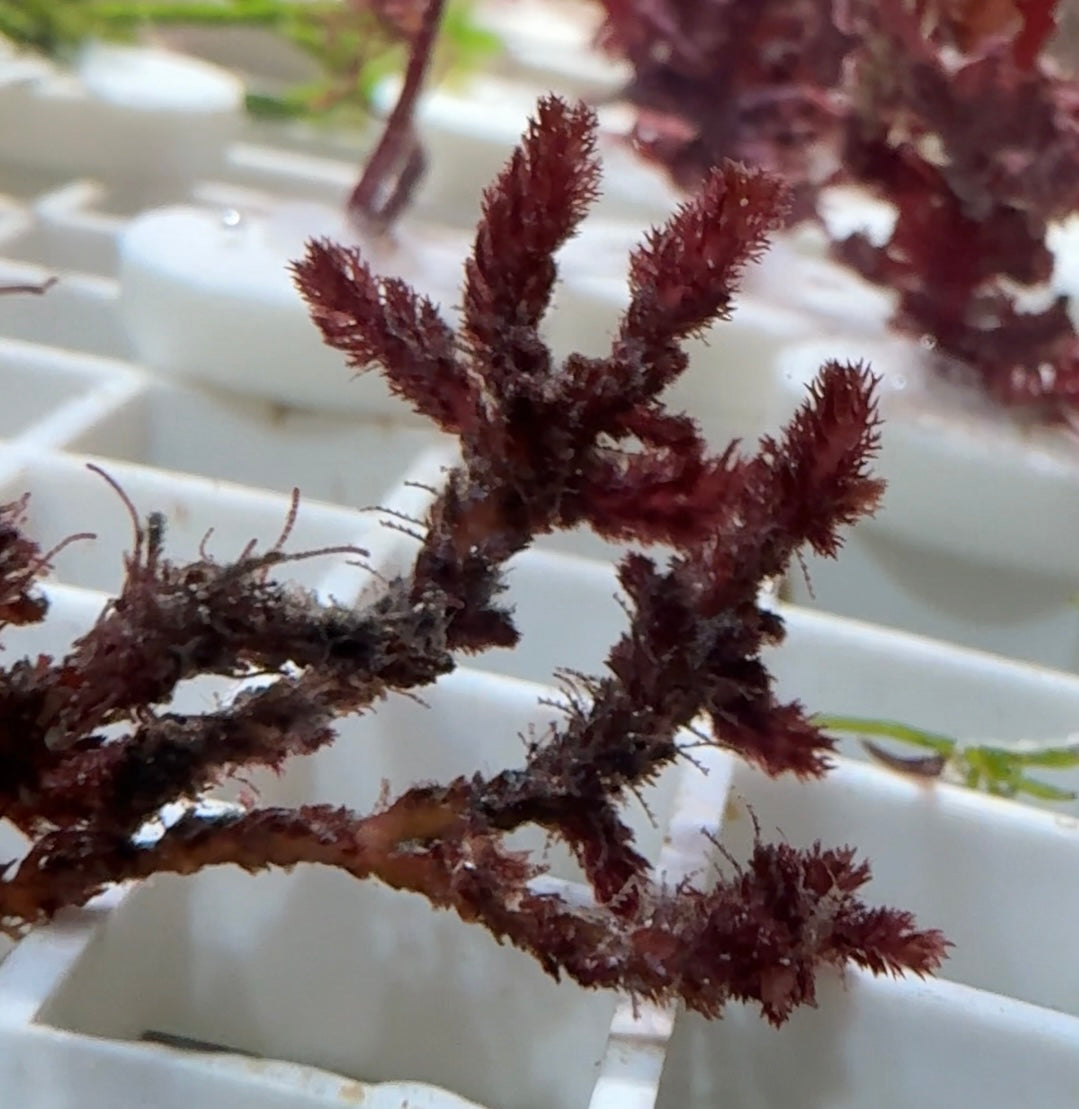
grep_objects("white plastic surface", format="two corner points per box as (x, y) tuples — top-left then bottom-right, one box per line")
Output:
(474, 0), (630, 95)
(4, 24), (1079, 1109)
(0, 39), (243, 182)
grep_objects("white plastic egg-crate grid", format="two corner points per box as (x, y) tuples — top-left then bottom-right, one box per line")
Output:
(3, 14), (1079, 1109)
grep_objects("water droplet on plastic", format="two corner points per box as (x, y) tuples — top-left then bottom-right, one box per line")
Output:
(220, 207), (243, 230)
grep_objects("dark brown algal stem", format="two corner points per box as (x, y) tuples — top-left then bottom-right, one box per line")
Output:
(346, 0), (446, 234)
(0, 277), (57, 296)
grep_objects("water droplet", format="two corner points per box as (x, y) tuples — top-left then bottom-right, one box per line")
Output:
(220, 207), (243, 230)
(919, 334), (938, 350)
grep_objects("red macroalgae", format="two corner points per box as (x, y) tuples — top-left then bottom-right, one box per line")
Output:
(0, 97), (945, 1024)
(594, 0), (851, 216)
(595, 0), (1079, 420)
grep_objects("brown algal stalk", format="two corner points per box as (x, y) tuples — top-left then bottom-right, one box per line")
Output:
(0, 97), (945, 1024)
(346, 0), (446, 232)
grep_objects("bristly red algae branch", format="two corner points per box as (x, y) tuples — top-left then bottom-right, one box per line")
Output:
(0, 98), (946, 1023)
